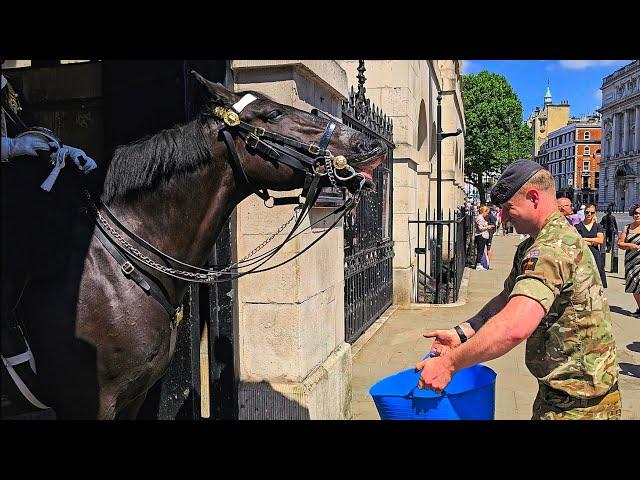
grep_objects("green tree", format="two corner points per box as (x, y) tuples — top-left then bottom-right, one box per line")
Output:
(462, 70), (533, 203)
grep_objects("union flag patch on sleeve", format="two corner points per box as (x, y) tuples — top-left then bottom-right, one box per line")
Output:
(523, 257), (539, 271)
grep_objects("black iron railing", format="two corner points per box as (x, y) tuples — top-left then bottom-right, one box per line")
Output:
(410, 208), (473, 304)
(342, 60), (395, 344)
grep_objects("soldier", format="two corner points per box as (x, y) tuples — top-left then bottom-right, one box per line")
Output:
(415, 160), (621, 420)
(1, 66), (98, 415)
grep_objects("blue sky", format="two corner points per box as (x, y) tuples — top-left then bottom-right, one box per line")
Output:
(462, 60), (634, 122)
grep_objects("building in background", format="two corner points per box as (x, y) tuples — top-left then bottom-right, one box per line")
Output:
(526, 86), (571, 158)
(598, 60), (640, 211)
(535, 115), (601, 205)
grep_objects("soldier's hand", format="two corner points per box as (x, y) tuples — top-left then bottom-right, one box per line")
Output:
(423, 328), (461, 356)
(50, 143), (97, 174)
(8, 134), (51, 158)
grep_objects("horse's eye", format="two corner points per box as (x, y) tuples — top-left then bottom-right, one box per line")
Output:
(266, 110), (284, 121)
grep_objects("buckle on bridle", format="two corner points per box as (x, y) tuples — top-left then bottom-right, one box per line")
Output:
(246, 133), (260, 148)
(308, 144), (321, 155)
(121, 261), (135, 275)
(253, 126), (265, 137)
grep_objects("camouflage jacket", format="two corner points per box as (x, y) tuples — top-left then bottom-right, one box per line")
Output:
(504, 210), (618, 398)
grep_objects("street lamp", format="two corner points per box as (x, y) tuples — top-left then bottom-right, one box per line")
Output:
(435, 91), (463, 304)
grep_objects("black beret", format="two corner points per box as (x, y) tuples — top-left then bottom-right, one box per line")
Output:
(490, 159), (544, 205)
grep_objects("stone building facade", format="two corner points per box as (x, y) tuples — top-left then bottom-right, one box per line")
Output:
(598, 60), (640, 211)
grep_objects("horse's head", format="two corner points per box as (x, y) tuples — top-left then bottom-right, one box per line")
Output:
(192, 71), (387, 196)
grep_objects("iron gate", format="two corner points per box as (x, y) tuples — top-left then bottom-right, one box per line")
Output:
(342, 61), (395, 344)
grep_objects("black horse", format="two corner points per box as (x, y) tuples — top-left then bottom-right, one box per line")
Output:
(0, 72), (386, 419)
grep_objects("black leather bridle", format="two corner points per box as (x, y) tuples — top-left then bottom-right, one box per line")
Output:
(210, 94), (366, 211)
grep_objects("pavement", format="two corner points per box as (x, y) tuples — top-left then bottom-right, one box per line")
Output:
(351, 232), (640, 420)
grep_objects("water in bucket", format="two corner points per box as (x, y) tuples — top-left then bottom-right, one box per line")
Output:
(369, 359), (497, 420)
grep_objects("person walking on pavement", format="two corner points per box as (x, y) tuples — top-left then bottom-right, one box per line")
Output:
(600, 205), (619, 253)
(416, 160), (621, 420)
(473, 205), (494, 270)
(618, 203), (640, 317)
(575, 205), (607, 288)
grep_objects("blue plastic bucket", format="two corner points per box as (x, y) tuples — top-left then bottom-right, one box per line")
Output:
(369, 364), (497, 420)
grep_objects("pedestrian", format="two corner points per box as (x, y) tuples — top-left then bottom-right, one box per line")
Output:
(557, 196), (580, 226)
(473, 205), (494, 270)
(577, 205), (586, 223)
(617, 203), (640, 317)
(600, 204), (619, 253)
(417, 159), (620, 420)
(575, 205), (607, 288)
(495, 206), (503, 236)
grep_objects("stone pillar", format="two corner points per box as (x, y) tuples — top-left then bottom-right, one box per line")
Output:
(623, 109), (630, 155)
(611, 113), (618, 157)
(230, 61), (352, 419)
(634, 106), (640, 153)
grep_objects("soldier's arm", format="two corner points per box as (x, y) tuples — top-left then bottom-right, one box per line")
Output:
(423, 291), (509, 354)
(447, 245), (568, 371)
(447, 296), (545, 372)
(460, 290), (509, 337)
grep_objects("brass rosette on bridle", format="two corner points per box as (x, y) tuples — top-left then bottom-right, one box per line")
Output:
(332, 155), (348, 170)
(213, 106), (240, 127)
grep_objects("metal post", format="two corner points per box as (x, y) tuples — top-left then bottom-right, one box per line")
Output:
(435, 91), (463, 304)
(435, 95), (442, 304)
(611, 231), (619, 273)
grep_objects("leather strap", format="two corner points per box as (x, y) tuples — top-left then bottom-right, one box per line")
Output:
(94, 225), (178, 319)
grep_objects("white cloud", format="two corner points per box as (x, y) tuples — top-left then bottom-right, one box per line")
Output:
(558, 60), (632, 70)
(594, 89), (603, 101)
(462, 60), (473, 74)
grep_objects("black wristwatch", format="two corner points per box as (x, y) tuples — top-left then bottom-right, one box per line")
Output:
(454, 325), (468, 343)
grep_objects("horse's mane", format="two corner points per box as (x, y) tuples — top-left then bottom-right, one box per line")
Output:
(100, 118), (213, 204)
(100, 90), (273, 204)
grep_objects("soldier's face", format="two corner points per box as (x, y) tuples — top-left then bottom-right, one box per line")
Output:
(501, 192), (537, 234)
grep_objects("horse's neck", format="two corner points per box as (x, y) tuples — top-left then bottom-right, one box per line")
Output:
(108, 160), (245, 273)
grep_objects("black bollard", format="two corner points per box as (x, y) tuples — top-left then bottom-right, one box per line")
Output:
(610, 232), (619, 273)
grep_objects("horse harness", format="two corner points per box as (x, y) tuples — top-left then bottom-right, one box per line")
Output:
(85, 94), (368, 355)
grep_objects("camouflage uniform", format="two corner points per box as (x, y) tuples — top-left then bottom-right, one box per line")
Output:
(503, 210), (621, 420)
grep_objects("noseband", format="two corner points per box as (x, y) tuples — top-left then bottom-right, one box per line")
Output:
(212, 93), (366, 208)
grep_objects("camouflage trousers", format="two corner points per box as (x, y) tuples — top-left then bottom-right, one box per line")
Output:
(532, 383), (622, 420)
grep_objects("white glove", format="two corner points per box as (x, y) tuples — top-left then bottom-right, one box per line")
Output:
(1, 134), (51, 161)
(49, 143), (97, 174)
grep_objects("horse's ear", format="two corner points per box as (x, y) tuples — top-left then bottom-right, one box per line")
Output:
(191, 70), (237, 107)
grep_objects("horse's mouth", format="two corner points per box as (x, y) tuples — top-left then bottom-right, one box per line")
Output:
(352, 149), (387, 188)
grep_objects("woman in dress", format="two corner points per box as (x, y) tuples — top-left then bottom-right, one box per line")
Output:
(575, 204), (607, 288)
(618, 203), (640, 316)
